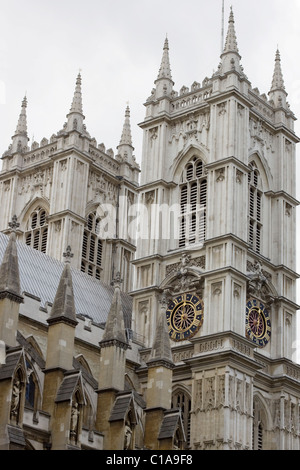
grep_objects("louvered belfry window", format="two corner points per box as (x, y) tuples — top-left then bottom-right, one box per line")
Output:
(81, 212), (103, 279)
(179, 157), (207, 248)
(248, 164), (262, 253)
(25, 207), (48, 254)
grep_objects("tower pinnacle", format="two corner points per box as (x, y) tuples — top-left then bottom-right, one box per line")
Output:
(218, 7), (244, 76)
(66, 72), (85, 133)
(119, 105), (133, 148)
(270, 49), (286, 93)
(268, 49), (288, 109)
(222, 6), (240, 56)
(156, 36), (173, 83)
(154, 36), (174, 98)
(69, 73), (83, 114)
(11, 96), (29, 153)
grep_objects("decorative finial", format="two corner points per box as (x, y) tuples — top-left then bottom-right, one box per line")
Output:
(8, 215), (20, 232)
(63, 246), (74, 263)
(112, 272), (123, 289)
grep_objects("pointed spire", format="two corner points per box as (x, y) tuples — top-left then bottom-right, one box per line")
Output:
(148, 294), (173, 366)
(14, 96), (28, 136)
(119, 105), (133, 148)
(101, 273), (128, 346)
(66, 72), (85, 133)
(48, 247), (77, 326)
(156, 36), (173, 82)
(11, 96), (29, 153)
(69, 73), (83, 114)
(218, 7), (246, 77)
(222, 6), (240, 56)
(0, 216), (23, 303)
(270, 49), (286, 93)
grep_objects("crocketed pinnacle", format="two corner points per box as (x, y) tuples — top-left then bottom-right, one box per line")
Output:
(101, 274), (127, 346)
(0, 221), (22, 302)
(48, 251), (77, 327)
(69, 73), (83, 114)
(148, 305), (173, 365)
(223, 7), (240, 56)
(270, 49), (286, 93)
(119, 105), (133, 147)
(14, 96), (28, 136)
(156, 36), (173, 82)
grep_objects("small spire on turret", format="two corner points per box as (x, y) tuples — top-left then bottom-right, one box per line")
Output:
(222, 6), (240, 55)
(116, 104), (136, 166)
(119, 105), (133, 148)
(15, 96), (28, 136)
(66, 72), (85, 133)
(270, 49), (286, 94)
(156, 36), (173, 82)
(69, 72), (83, 115)
(153, 36), (174, 99)
(268, 49), (288, 109)
(11, 96), (29, 153)
(218, 7), (245, 76)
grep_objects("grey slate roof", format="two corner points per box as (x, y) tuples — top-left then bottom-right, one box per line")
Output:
(55, 372), (84, 403)
(158, 409), (184, 440)
(0, 232), (132, 328)
(0, 348), (24, 381)
(109, 391), (145, 422)
(7, 425), (26, 447)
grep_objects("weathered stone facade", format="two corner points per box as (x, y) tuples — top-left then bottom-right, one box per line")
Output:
(0, 9), (300, 451)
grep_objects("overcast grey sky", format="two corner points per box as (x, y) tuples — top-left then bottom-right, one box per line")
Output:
(1, 0), (300, 354)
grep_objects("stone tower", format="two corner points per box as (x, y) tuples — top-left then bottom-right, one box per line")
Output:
(131, 8), (300, 450)
(0, 75), (140, 289)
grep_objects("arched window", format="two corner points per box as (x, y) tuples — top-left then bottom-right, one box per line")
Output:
(81, 212), (103, 279)
(179, 157), (207, 248)
(253, 397), (267, 450)
(172, 390), (191, 448)
(248, 163), (262, 254)
(25, 207), (48, 254)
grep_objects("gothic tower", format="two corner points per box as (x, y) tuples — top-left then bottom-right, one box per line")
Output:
(0, 75), (140, 289)
(132, 8), (300, 450)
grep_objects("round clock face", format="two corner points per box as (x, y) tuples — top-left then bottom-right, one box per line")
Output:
(166, 293), (204, 342)
(245, 298), (271, 347)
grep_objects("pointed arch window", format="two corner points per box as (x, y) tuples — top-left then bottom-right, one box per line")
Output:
(25, 207), (48, 254)
(172, 390), (191, 448)
(253, 397), (266, 450)
(179, 157), (207, 248)
(248, 163), (262, 254)
(81, 212), (103, 279)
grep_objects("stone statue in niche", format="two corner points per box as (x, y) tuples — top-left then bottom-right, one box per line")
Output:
(10, 377), (21, 423)
(70, 399), (80, 442)
(124, 418), (133, 450)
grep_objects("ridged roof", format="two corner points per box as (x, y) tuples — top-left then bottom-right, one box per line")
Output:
(0, 232), (132, 329)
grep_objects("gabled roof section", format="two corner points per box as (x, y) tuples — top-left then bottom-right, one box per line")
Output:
(158, 409), (185, 441)
(0, 347), (26, 382)
(55, 371), (85, 404)
(109, 391), (145, 423)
